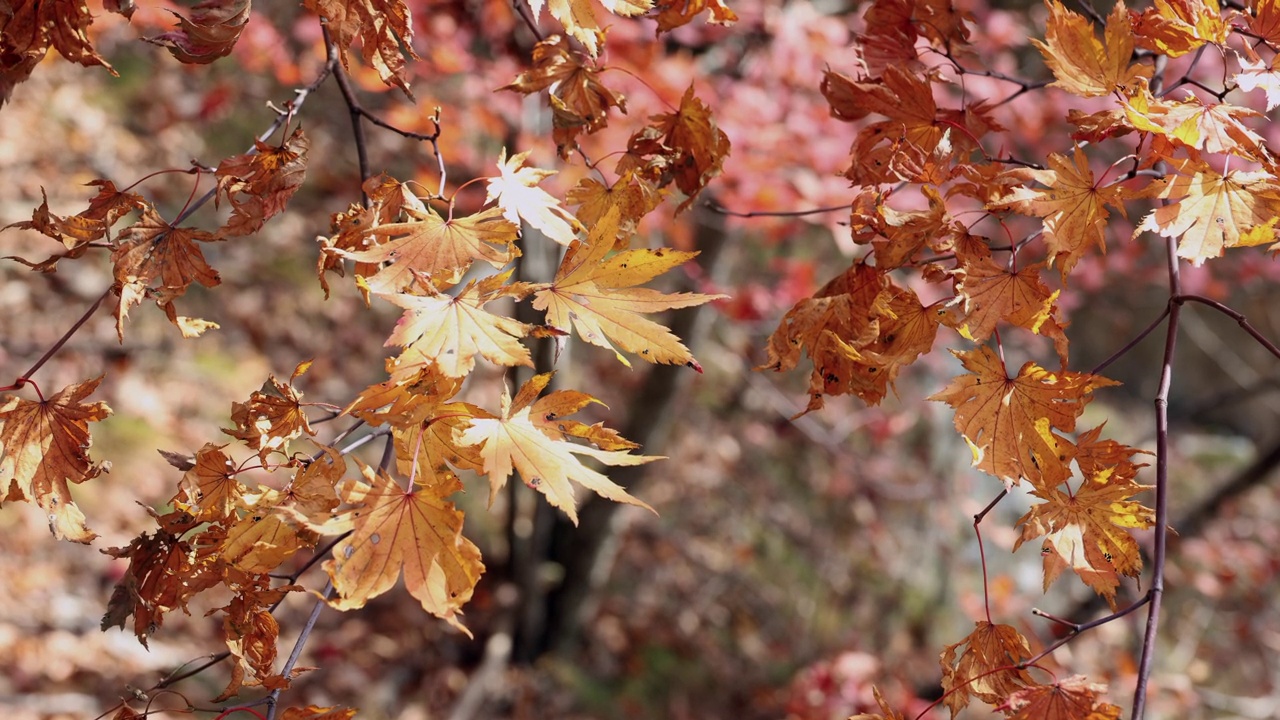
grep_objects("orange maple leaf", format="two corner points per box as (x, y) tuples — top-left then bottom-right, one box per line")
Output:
(1245, 0), (1280, 45)
(215, 127), (310, 239)
(1015, 469), (1154, 608)
(567, 171), (665, 239)
(998, 676), (1123, 720)
(144, 0), (251, 64)
(990, 147), (1127, 277)
(223, 361), (317, 461)
(485, 148), (583, 245)
(336, 205), (519, 293)
(459, 374), (658, 524)
(939, 621), (1035, 717)
(950, 252), (1066, 357)
(531, 208), (723, 369)
(302, 0), (420, 95)
(1033, 0), (1151, 98)
(111, 207), (221, 339)
(319, 463), (484, 633)
(1132, 158), (1280, 266)
(928, 346), (1117, 487)
(280, 707), (357, 720)
(616, 86), (731, 213)
(382, 270), (535, 378)
(0, 376), (112, 543)
(1132, 0), (1229, 57)
(174, 443), (243, 523)
(850, 186), (956, 269)
(317, 174), (421, 297)
(6, 183), (148, 252)
(501, 35), (627, 155)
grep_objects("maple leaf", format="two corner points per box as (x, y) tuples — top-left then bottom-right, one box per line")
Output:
(485, 148), (583, 245)
(303, 0), (420, 95)
(221, 449), (343, 574)
(1073, 423), (1149, 481)
(990, 147), (1127, 277)
(651, 0), (738, 33)
(175, 443), (244, 523)
(459, 374), (658, 524)
(0, 0), (126, 104)
(998, 676), (1122, 720)
(213, 575), (295, 699)
(939, 621), (1035, 717)
(215, 127), (310, 239)
(320, 463), (484, 633)
(1234, 51), (1280, 112)
(144, 0), (251, 64)
(382, 270), (535, 378)
(950, 253), (1067, 362)
(501, 35), (627, 156)
(1015, 469), (1154, 608)
(222, 361), (317, 461)
(761, 262), (892, 412)
(1033, 1), (1151, 98)
(567, 171), (665, 240)
(111, 208), (220, 340)
(531, 207), (722, 369)
(1245, 0), (1280, 45)
(317, 173), (421, 297)
(1132, 0), (1229, 57)
(0, 376), (111, 543)
(1124, 85), (1266, 158)
(336, 205), (519, 293)
(101, 508), (227, 646)
(1132, 158), (1280, 266)
(854, 0), (919, 78)
(616, 86), (731, 213)
(928, 346), (1117, 487)
(849, 186), (956, 269)
(6, 183), (148, 251)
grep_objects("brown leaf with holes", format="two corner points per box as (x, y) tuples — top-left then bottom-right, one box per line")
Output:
(318, 463), (484, 633)
(0, 376), (111, 543)
(144, 0), (251, 64)
(459, 374), (658, 524)
(215, 126), (310, 238)
(111, 208), (220, 340)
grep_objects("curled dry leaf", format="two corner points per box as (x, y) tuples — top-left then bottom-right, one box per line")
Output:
(144, 0), (252, 64)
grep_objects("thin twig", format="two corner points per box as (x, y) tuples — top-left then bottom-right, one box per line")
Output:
(265, 582), (334, 720)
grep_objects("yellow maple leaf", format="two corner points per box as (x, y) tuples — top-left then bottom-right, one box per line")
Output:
(459, 374), (658, 524)
(1132, 0), (1229, 57)
(321, 463), (484, 633)
(1124, 85), (1266, 158)
(174, 443), (243, 523)
(1132, 158), (1280, 266)
(336, 205), (519, 293)
(928, 346), (1117, 487)
(1033, 0), (1152, 98)
(951, 254), (1063, 348)
(532, 208), (723, 369)
(382, 270), (534, 378)
(1015, 469), (1154, 608)
(0, 376), (112, 542)
(567, 171), (664, 241)
(940, 622), (1035, 717)
(485, 148), (583, 245)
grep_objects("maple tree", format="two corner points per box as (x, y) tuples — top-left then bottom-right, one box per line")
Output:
(5, 0), (1280, 717)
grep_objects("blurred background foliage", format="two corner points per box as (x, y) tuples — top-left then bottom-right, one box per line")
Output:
(3, 0), (1280, 718)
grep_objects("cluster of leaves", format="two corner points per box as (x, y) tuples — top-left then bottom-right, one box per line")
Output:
(759, 0), (1280, 717)
(1, 0), (732, 716)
